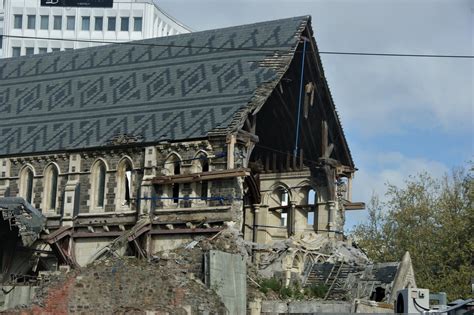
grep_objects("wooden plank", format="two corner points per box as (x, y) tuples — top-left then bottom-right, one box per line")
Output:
(149, 228), (222, 235)
(152, 168), (250, 184)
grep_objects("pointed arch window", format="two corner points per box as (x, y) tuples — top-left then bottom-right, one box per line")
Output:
(192, 153), (210, 202)
(19, 166), (34, 204)
(91, 160), (107, 211)
(43, 164), (59, 213)
(116, 159), (133, 208)
(163, 154), (181, 206)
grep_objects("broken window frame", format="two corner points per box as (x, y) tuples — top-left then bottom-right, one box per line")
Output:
(116, 158), (133, 209)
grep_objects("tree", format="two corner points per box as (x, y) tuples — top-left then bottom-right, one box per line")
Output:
(352, 164), (473, 301)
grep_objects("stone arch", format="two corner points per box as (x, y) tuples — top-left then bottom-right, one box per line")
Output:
(263, 182), (292, 206)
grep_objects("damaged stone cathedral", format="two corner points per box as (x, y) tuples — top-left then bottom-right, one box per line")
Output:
(0, 16), (416, 313)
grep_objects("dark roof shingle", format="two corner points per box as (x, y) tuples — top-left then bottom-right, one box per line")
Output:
(0, 16), (309, 156)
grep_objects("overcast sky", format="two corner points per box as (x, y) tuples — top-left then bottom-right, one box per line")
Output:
(157, 0), (473, 230)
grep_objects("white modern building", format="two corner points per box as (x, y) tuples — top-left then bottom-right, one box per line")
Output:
(0, 0), (191, 58)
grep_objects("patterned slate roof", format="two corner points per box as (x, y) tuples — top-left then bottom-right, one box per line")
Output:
(0, 16), (309, 157)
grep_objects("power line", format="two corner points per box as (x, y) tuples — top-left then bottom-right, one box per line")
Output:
(2, 34), (473, 59)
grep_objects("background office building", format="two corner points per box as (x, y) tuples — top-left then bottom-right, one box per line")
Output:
(0, 0), (191, 58)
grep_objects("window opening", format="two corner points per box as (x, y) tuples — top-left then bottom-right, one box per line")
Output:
(108, 17), (116, 31)
(121, 17), (129, 31)
(96, 163), (106, 207)
(280, 210), (288, 227)
(27, 15), (35, 29)
(66, 16), (75, 30)
(48, 166), (58, 210)
(281, 189), (289, 206)
(95, 16), (103, 31)
(134, 17), (142, 32)
(14, 15), (22, 29)
(200, 160), (209, 200)
(82, 16), (90, 31)
(172, 160), (180, 204)
(40, 15), (48, 30)
(307, 189), (316, 225)
(53, 15), (62, 30)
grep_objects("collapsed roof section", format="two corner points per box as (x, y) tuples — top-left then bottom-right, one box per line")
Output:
(0, 16), (353, 168)
(0, 197), (46, 247)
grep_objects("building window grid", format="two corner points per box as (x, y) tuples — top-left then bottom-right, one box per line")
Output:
(25, 47), (34, 56)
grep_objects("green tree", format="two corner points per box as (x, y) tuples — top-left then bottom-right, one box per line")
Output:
(352, 164), (473, 301)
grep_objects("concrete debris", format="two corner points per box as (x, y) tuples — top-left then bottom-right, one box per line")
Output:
(0, 197), (46, 247)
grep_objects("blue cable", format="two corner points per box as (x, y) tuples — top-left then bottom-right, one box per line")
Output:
(294, 39), (307, 157)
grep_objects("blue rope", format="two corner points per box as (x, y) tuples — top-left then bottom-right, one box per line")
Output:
(294, 39), (307, 157)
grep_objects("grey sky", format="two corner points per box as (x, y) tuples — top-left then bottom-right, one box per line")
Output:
(157, 0), (473, 229)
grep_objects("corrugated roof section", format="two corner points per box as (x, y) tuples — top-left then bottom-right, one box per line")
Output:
(0, 16), (308, 156)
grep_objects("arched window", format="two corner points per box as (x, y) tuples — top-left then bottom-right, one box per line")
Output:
(164, 154), (181, 205)
(192, 153), (210, 202)
(43, 164), (59, 213)
(116, 159), (133, 208)
(91, 160), (107, 211)
(307, 188), (317, 225)
(19, 166), (34, 204)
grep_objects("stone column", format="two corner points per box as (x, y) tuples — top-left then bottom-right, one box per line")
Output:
(0, 158), (11, 197)
(255, 204), (270, 244)
(328, 200), (336, 238)
(139, 146), (157, 217)
(288, 201), (296, 236)
(62, 154), (81, 227)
